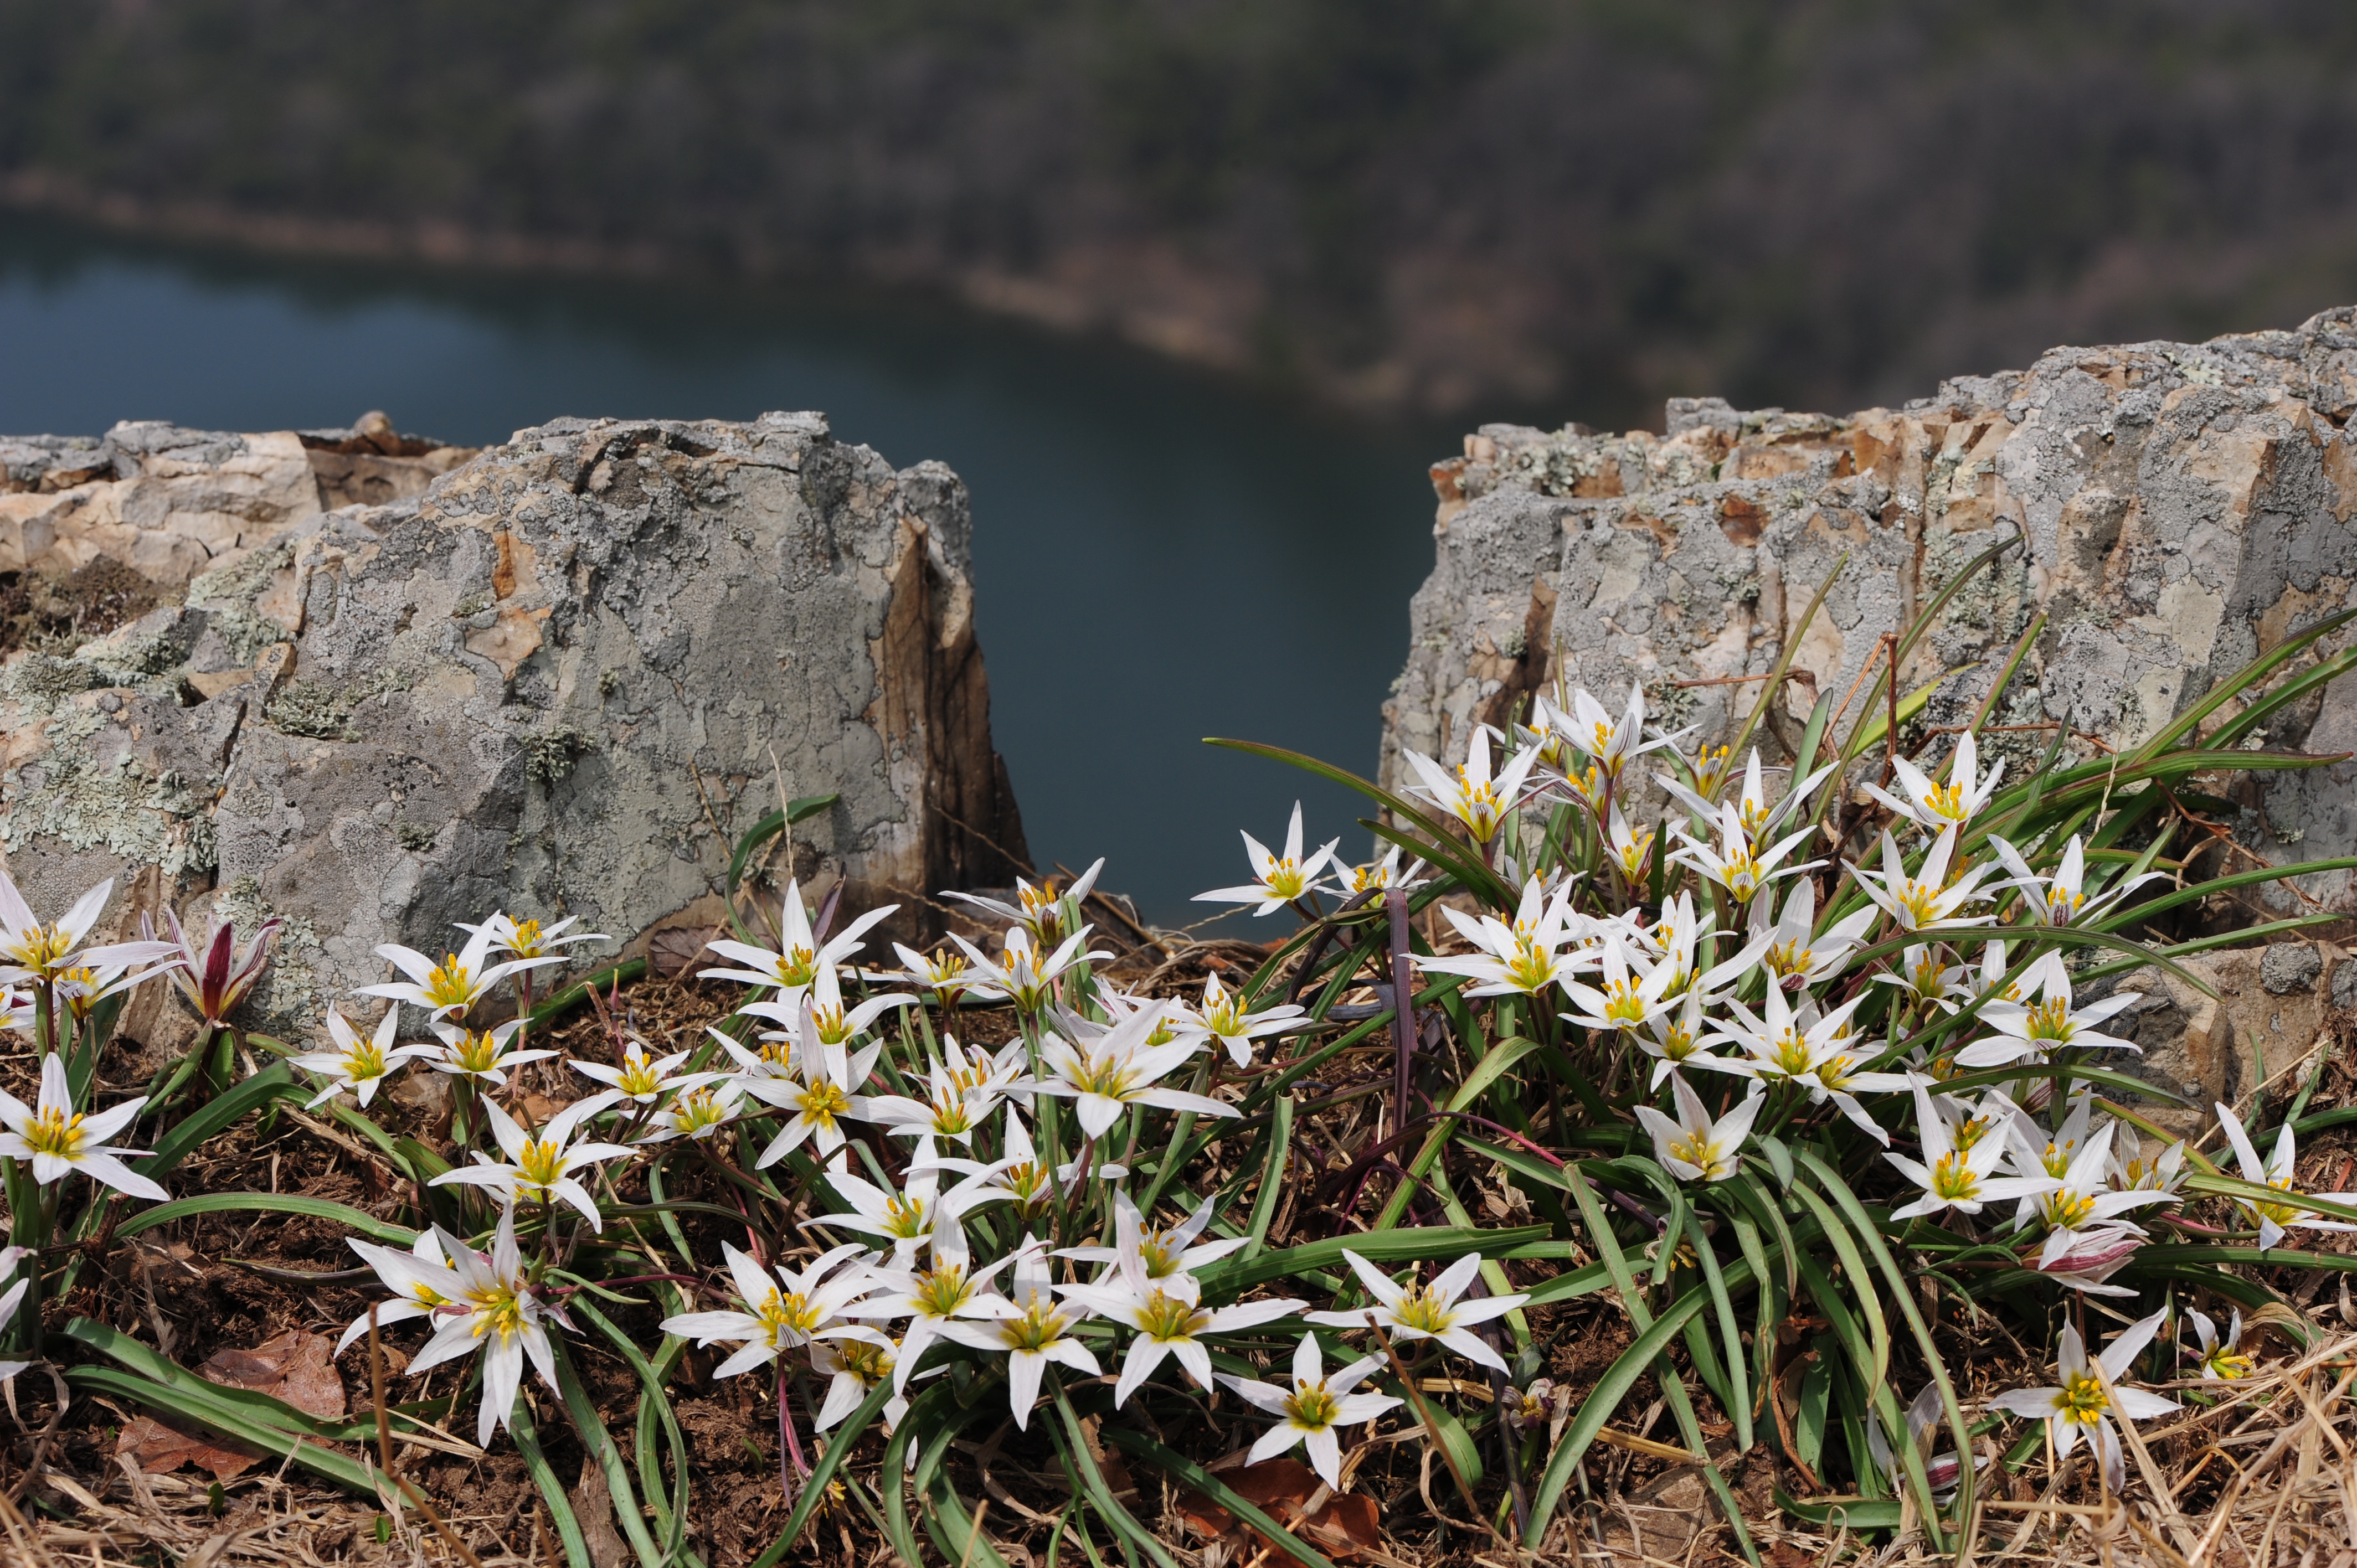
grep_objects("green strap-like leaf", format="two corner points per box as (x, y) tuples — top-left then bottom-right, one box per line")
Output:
(1795, 1151), (1973, 1545)
(723, 793), (842, 938)
(1684, 1200), (1753, 1453)
(913, 1406), (1014, 1568)
(551, 1339), (666, 1568)
(1241, 1091), (1295, 1263)
(2184, 1170), (2357, 1226)
(1522, 1288), (1712, 1539)
(140, 1061), (300, 1180)
(1785, 1182), (1888, 1389)
(1205, 736), (1515, 906)
(511, 1394), (595, 1568)
(110, 1191), (418, 1244)
(1731, 555), (1843, 765)
(1049, 1380), (1181, 1568)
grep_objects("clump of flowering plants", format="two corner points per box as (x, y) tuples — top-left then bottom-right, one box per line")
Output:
(18, 549), (2357, 1565)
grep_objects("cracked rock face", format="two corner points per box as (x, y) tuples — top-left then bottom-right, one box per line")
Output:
(1382, 305), (2357, 922)
(1381, 308), (2357, 1127)
(0, 412), (1028, 1041)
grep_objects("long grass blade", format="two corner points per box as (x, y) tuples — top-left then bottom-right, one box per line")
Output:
(1049, 1380), (1181, 1568)
(111, 1191), (417, 1245)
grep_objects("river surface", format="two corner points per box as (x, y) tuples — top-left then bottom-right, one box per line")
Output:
(0, 218), (1463, 924)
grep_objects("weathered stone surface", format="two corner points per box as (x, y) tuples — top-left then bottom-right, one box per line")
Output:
(2118, 941), (2347, 1131)
(1381, 306), (2357, 915)
(0, 412), (1028, 1038)
(0, 412), (475, 589)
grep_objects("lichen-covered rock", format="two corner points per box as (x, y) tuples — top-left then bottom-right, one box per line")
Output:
(1382, 307), (2357, 915)
(0, 412), (1027, 1040)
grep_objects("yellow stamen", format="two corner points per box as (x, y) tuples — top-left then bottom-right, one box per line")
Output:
(20, 1107), (85, 1162)
(1283, 1383), (1340, 1430)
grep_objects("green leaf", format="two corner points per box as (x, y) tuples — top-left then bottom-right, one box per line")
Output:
(1845, 669), (1973, 764)
(2181, 1172), (2357, 1227)
(1794, 689), (1836, 781)
(573, 1299), (691, 1557)
(1374, 1035), (1548, 1230)
(1839, 923), (2220, 1008)
(2130, 602), (2357, 762)
(1517, 1259), (1615, 1307)
(1684, 1201), (1753, 1453)
(1469, 1139), (1582, 1196)
(527, 958), (652, 1029)
(1242, 1091), (1294, 1263)
(1523, 1288), (1711, 1539)
(2084, 915), (2352, 983)
(1788, 1252), (1890, 1502)
(138, 1062), (299, 1181)
(110, 1192), (418, 1245)
(725, 794), (841, 912)
(511, 1394), (595, 1568)
(1927, 1059), (2191, 1108)
(1795, 1353), (1830, 1472)
(1787, 1183), (1888, 1389)
(918, 1432), (1012, 1568)
(1895, 531), (2023, 673)
(1526, 1159), (1690, 1536)
(1729, 556), (1844, 765)
(1422, 1397), (1488, 1488)
(2205, 642), (2357, 752)
(1774, 1487), (1903, 1530)
(549, 1339), (663, 1568)
(1794, 1151), (1971, 1544)
(58, 1317), (452, 1448)
(1049, 1381), (1181, 1568)
(877, 1387), (949, 1568)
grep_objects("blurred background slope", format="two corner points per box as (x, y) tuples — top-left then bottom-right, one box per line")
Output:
(7, 0), (2357, 425)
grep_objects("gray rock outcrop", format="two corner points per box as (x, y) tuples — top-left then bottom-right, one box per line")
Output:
(1381, 307), (2357, 1128)
(0, 411), (1028, 1040)
(1382, 306), (2357, 917)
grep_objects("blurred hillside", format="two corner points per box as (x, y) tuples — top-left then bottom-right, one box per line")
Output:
(4, 1), (2357, 424)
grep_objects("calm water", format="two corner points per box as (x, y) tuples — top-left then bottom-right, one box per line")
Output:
(0, 218), (1458, 924)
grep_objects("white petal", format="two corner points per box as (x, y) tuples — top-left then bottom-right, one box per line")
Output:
(1248, 1423), (1305, 1467)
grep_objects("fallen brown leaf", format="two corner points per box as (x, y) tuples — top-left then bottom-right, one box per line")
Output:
(649, 926), (721, 978)
(116, 1329), (348, 1483)
(1179, 1458), (1383, 1562)
(115, 1415), (262, 1482)
(200, 1329), (347, 1420)
(513, 1090), (568, 1127)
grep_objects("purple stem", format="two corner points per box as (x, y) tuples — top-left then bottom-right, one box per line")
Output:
(779, 1362), (809, 1497)
(1607, 1187), (1666, 1235)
